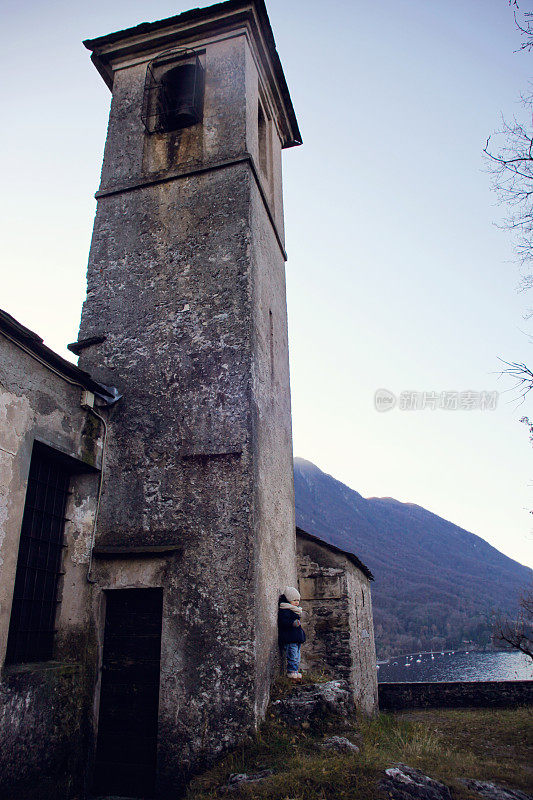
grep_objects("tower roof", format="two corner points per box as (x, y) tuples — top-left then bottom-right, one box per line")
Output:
(83, 0), (301, 149)
(296, 526), (375, 581)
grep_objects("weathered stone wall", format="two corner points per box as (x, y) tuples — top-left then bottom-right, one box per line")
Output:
(0, 663), (89, 800)
(77, 23), (296, 794)
(346, 563), (379, 715)
(250, 115), (297, 719)
(298, 556), (351, 679)
(379, 680), (533, 710)
(0, 333), (105, 798)
(0, 337), (104, 666)
(297, 536), (378, 715)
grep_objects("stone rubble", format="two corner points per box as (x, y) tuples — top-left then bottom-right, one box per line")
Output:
(318, 735), (360, 754)
(380, 764), (453, 800)
(461, 779), (533, 800)
(271, 680), (353, 725)
(226, 769), (274, 791)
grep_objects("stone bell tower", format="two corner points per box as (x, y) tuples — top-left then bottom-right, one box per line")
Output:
(75, 0), (301, 794)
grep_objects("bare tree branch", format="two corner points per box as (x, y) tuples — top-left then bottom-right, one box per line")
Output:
(512, 7), (533, 52)
(519, 415), (533, 447)
(484, 103), (533, 272)
(493, 585), (533, 660)
(488, 8), (533, 427)
(498, 358), (533, 401)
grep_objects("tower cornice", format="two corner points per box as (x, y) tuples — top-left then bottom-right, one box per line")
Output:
(83, 0), (301, 149)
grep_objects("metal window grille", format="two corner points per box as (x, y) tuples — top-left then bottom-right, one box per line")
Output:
(6, 447), (71, 663)
(141, 51), (204, 134)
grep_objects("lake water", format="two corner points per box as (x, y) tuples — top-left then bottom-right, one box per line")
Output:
(377, 650), (533, 683)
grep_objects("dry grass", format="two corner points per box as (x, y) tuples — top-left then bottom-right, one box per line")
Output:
(185, 688), (533, 800)
(389, 707), (533, 794)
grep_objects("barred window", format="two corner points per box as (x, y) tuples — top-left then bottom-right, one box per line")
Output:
(6, 445), (72, 663)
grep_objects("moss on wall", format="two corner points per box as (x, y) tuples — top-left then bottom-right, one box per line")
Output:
(80, 413), (102, 468)
(0, 662), (92, 799)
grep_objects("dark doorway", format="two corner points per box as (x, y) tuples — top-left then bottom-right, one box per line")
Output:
(93, 588), (163, 798)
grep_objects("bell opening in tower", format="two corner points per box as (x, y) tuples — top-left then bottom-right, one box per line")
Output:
(142, 52), (204, 134)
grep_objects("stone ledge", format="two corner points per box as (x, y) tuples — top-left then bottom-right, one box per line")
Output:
(379, 680), (533, 711)
(94, 152), (288, 261)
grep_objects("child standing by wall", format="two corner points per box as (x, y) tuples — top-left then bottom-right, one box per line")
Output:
(278, 586), (306, 680)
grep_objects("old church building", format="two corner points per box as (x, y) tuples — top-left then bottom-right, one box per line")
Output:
(0, 1), (377, 797)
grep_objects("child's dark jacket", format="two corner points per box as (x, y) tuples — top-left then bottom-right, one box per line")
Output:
(278, 607), (306, 645)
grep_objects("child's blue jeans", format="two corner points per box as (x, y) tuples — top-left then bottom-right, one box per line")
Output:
(283, 642), (301, 673)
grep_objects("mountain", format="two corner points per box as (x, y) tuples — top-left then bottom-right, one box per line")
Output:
(294, 457), (532, 658)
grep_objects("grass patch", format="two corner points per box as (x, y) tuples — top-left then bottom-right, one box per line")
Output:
(186, 688), (532, 800)
(387, 707), (533, 794)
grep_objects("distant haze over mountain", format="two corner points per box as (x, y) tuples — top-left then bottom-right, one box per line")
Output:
(294, 457), (532, 658)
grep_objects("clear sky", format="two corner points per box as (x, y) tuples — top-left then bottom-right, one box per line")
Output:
(1, 0), (532, 568)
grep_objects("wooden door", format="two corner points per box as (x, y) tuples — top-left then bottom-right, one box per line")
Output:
(93, 588), (163, 797)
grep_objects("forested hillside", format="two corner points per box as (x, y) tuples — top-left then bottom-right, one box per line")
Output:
(294, 458), (532, 658)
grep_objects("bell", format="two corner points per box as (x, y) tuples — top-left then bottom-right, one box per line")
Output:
(160, 62), (203, 131)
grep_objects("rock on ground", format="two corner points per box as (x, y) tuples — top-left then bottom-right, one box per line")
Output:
(271, 680), (353, 725)
(461, 779), (533, 800)
(318, 735), (360, 754)
(226, 769), (274, 791)
(380, 764), (453, 800)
